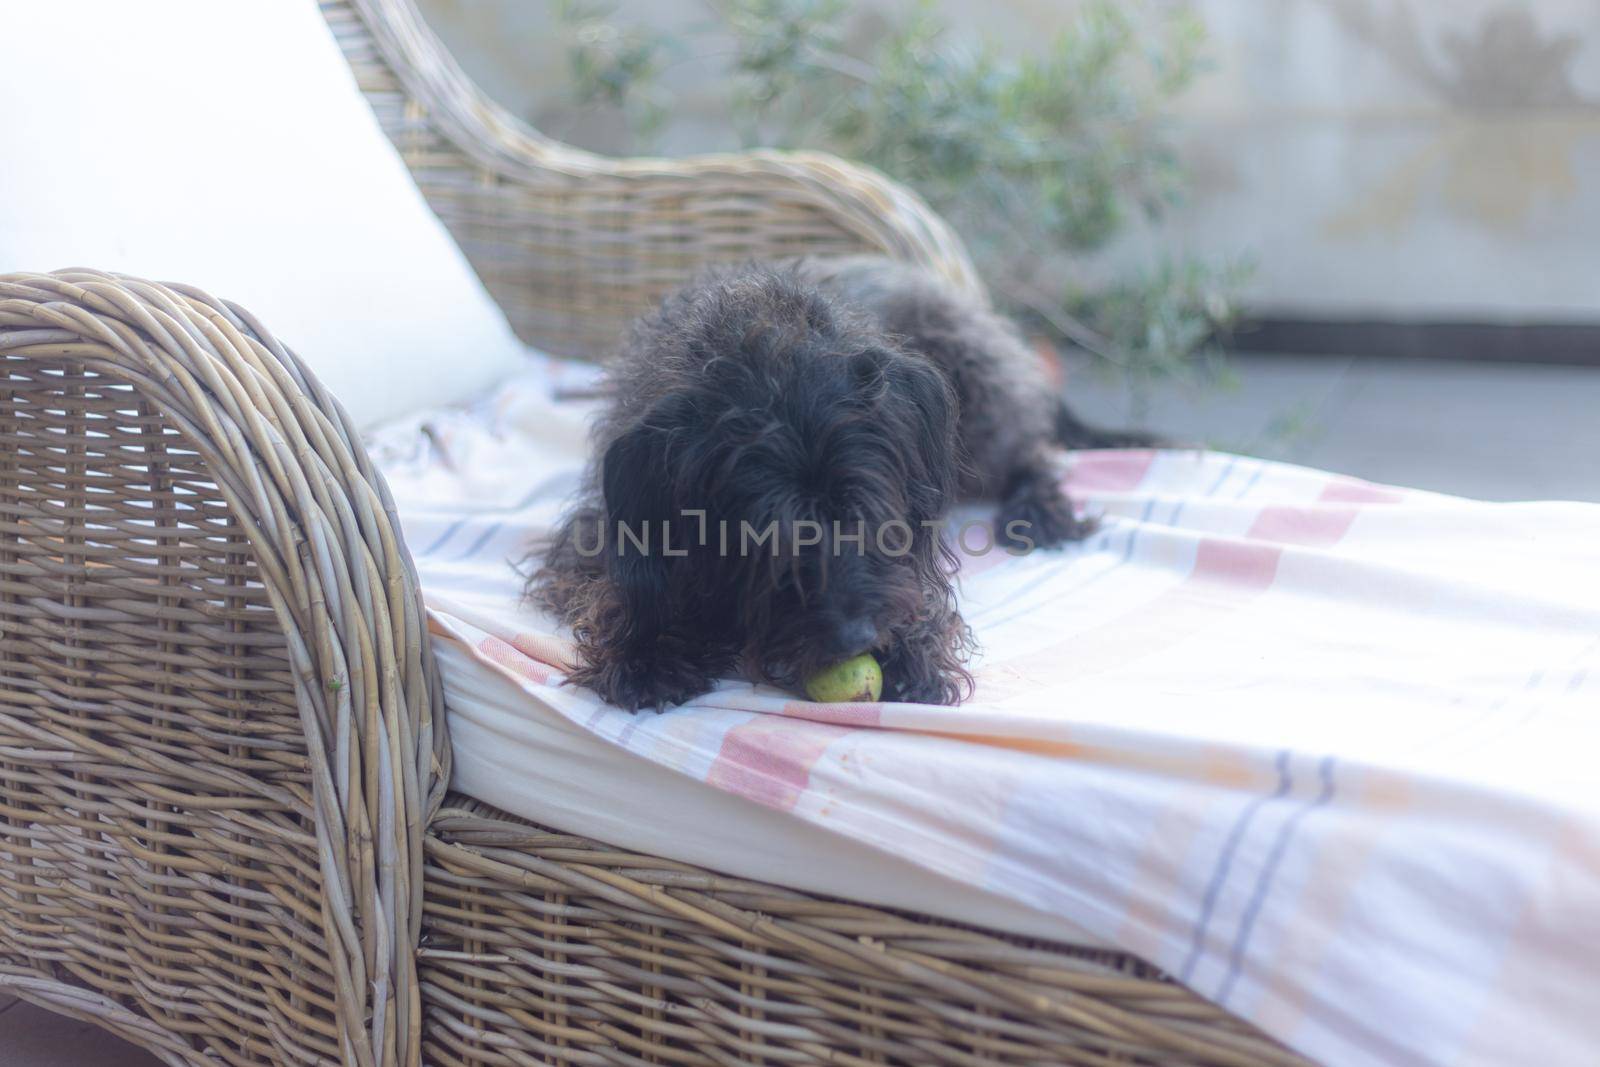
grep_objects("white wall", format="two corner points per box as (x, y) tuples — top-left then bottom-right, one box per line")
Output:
(1164, 0), (1600, 322)
(417, 0), (1600, 323)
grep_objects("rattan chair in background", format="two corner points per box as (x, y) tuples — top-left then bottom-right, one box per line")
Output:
(0, 1), (1312, 1064)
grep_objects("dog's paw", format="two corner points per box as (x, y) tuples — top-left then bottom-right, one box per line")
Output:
(878, 600), (974, 705)
(572, 655), (715, 713)
(998, 482), (1095, 551)
(882, 648), (971, 706)
(886, 672), (966, 705)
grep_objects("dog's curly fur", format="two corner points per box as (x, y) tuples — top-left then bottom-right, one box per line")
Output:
(532, 257), (1156, 711)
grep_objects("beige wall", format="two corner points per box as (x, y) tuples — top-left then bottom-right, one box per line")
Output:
(418, 0), (1600, 323)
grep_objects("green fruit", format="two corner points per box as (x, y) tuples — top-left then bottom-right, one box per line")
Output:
(803, 653), (883, 703)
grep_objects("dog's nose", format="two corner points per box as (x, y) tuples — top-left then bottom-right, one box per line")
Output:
(832, 617), (879, 657)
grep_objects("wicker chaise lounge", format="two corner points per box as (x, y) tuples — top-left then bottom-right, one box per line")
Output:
(0, 1), (1309, 1064)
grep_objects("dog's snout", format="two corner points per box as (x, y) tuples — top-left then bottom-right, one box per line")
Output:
(831, 617), (879, 657)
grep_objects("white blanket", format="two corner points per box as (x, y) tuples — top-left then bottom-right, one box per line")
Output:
(370, 357), (1600, 1067)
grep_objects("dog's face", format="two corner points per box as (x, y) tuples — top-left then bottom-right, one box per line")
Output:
(595, 281), (966, 700)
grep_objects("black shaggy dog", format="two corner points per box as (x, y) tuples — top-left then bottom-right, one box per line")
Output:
(532, 257), (1154, 710)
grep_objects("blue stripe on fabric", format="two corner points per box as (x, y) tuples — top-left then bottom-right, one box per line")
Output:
(1217, 755), (1338, 1005)
(1179, 748), (1293, 983)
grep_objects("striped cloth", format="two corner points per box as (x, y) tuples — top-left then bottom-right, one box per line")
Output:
(369, 358), (1600, 1067)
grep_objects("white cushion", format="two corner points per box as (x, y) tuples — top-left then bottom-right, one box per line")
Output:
(0, 0), (528, 429)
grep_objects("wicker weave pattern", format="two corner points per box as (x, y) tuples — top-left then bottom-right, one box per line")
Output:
(0, 2), (1313, 1063)
(419, 797), (1310, 1067)
(0, 271), (447, 1067)
(320, 0), (981, 360)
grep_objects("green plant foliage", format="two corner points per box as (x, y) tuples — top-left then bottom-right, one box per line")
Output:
(554, 0), (1248, 394)
(555, 0), (674, 139)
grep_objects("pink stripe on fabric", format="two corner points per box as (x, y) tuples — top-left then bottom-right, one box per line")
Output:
(705, 716), (854, 811)
(1247, 475), (1406, 547)
(1191, 537), (1283, 590)
(476, 634), (556, 685)
(1064, 450), (1157, 493)
(1319, 477), (1405, 505)
(1246, 507), (1360, 549)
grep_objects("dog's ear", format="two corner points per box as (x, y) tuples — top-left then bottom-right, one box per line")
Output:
(601, 419), (673, 531)
(879, 353), (961, 518)
(853, 348), (963, 594)
(598, 415), (679, 649)
(567, 409), (722, 711)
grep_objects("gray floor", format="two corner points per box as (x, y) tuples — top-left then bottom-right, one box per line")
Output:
(0, 998), (164, 1067)
(1066, 353), (1600, 502)
(3, 353), (1597, 1067)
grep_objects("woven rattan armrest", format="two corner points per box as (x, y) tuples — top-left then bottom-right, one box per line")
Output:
(324, 0), (982, 360)
(0, 269), (446, 1067)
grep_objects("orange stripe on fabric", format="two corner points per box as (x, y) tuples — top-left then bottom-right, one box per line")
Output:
(780, 700), (883, 727)
(1452, 820), (1600, 1067)
(975, 537), (1284, 701)
(509, 630), (580, 671)
(1319, 477), (1405, 505)
(1243, 792), (1391, 1035)
(916, 732), (1269, 797)
(1116, 788), (1239, 962)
